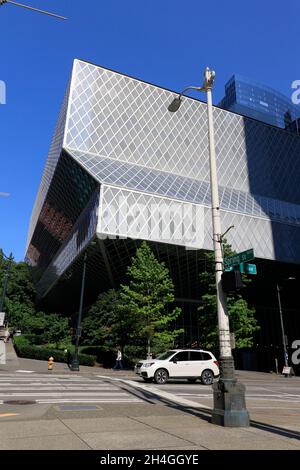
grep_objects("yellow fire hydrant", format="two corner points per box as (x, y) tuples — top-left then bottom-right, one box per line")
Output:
(48, 356), (54, 371)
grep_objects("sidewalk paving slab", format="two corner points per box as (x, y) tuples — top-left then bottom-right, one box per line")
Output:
(1, 434), (91, 450)
(0, 419), (72, 439)
(59, 416), (154, 433)
(78, 429), (202, 450)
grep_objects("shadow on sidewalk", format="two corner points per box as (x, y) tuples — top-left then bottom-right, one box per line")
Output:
(116, 380), (300, 440)
(250, 420), (300, 441)
(115, 380), (212, 423)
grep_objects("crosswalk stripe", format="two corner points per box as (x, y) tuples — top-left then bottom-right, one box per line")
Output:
(0, 392), (130, 396)
(0, 375), (143, 405)
(37, 399), (142, 403)
(0, 386), (117, 389)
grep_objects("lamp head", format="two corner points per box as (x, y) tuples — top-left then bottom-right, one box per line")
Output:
(168, 96), (182, 113)
(204, 67), (216, 88)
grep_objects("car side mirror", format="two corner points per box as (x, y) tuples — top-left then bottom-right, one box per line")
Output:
(172, 358), (177, 363)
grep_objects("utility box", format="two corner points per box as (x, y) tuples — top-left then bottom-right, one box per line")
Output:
(0, 312), (5, 327)
(0, 340), (6, 365)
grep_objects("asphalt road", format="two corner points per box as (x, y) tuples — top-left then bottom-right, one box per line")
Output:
(122, 371), (300, 420)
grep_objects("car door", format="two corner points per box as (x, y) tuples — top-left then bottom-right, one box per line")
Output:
(189, 351), (205, 376)
(201, 352), (216, 374)
(168, 351), (190, 377)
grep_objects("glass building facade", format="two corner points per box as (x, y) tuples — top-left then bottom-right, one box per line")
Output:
(218, 74), (300, 128)
(25, 60), (300, 371)
(286, 117), (300, 135)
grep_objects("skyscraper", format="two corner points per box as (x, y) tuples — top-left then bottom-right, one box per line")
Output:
(218, 74), (300, 128)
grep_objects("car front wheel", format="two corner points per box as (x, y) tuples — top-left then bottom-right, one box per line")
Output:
(201, 369), (214, 385)
(154, 368), (169, 384)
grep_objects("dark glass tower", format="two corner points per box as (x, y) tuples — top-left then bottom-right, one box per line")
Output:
(219, 74), (300, 128)
(286, 117), (300, 135)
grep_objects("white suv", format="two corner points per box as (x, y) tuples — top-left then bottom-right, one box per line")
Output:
(135, 349), (219, 385)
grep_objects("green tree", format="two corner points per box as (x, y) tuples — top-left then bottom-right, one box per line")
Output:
(4, 300), (37, 332)
(0, 251), (36, 308)
(43, 313), (70, 348)
(82, 289), (129, 348)
(1, 249), (71, 349)
(197, 242), (259, 353)
(118, 242), (183, 356)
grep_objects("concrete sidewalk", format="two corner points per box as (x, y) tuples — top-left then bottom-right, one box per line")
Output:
(1, 345), (300, 450)
(0, 394), (300, 450)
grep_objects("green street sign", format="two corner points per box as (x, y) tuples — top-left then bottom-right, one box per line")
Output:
(224, 249), (254, 268)
(239, 263), (257, 275)
(225, 263), (257, 275)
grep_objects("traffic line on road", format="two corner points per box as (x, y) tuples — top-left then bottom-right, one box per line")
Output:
(37, 398), (143, 404)
(0, 386), (118, 390)
(0, 392), (133, 397)
(15, 370), (35, 373)
(0, 374), (82, 378)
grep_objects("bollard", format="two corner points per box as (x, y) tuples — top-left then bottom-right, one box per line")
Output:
(48, 356), (54, 371)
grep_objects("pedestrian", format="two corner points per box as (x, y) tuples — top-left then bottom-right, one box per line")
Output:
(4, 329), (10, 343)
(113, 347), (123, 370)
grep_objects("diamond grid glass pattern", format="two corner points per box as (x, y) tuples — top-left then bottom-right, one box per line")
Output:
(68, 149), (300, 227)
(65, 60), (300, 204)
(99, 185), (205, 249)
(98, 185), (299, 262)
(36, 189), (99, 298)
(26, 59), (300, 300)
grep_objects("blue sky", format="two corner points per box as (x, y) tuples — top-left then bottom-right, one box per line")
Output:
(0, 0), (299, 261)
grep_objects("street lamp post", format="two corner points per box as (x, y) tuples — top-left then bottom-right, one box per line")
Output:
(168, 67), (249, 427)
(277, 284), (288, 369)
(0, 252), (14, 316)
(70, 252), (88, 372)
(276, 278), (296, 373)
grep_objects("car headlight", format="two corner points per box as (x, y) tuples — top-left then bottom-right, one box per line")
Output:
(143, 362), (155, 368)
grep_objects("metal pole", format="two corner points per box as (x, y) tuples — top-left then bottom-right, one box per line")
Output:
(0, 252), (13, 313)
(203, 68), (249, 427)
(147, 288), (152, 359)
(277, 284), (288, 368)
(70, 253), (87, 371)
(205, 72), (232, 361)
(167, 71), (249, 426)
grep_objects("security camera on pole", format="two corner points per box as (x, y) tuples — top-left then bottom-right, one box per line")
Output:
(168, 67), (249, 427)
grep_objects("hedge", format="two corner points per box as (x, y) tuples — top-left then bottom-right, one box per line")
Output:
(13, 336), (96, 367)
(21, 334), (45, 345)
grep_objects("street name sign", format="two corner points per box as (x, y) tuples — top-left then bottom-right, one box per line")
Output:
(239, 263), (257, 275)
(224, 249), (254, 268)
(225, 263), (257, 275)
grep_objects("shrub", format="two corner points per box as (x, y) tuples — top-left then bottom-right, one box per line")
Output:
(22, 334), (45, 345)
(13, 336), (96, 366)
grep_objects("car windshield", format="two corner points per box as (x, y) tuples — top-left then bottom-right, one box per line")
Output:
(156, 350), (177, 360)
